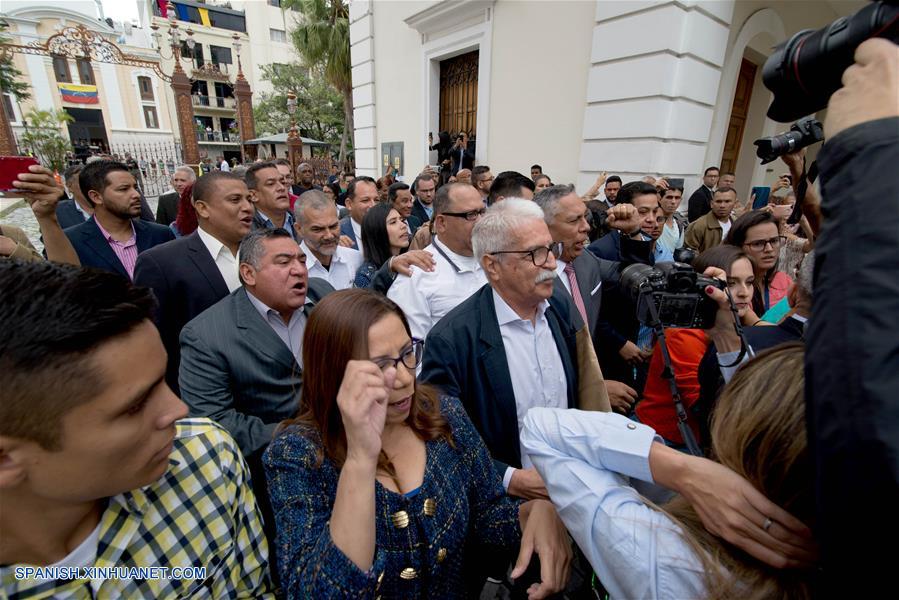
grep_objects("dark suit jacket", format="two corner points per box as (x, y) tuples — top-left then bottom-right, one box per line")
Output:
(338, 216), (358, 249)
(405, 214), (423, 235)
(411, 199), (431, 226)
(64, 217), (174, 278)
(155, 191), (180, 226)
(687, 185), (713, 222)
(55, 199), (89, 230)
(178, 279), (334, 457)
(450, 145), (475, 175)
(420, 285), (578, 475)
(133, 231), (231, 394)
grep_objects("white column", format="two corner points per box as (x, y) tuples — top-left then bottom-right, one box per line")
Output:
(577, 0), (735, 193)
(349, 0), (377, 177)
(99, 62), (127, 129)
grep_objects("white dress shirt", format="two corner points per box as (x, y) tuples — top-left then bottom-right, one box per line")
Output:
(521, 409), (707, 599)
(300, 241), (363, 291)
(246, 290), (307, 366)
(350, 217), (362, 245)
(197, 226), (241, 292)
(719, 218), (732, 239)
(493, 290), (567, 490)
(387, 236), (486, 341)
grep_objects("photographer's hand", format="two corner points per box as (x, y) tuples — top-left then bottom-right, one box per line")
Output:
(825, 38), (899, 139)
(701, 267), (742, 352)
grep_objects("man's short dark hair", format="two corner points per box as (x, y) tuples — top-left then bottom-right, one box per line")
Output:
(63, 164), (83, 182)
(0, 261), (156, 450)
(434, 182), (470, 216)
(346, 176), (376, 200)
(714, 186), (737, 197)
(193, 171), (244, 205)
(244, 161), (279, 191)
(487, 171), (536, 205)
(273, 158), (291, 167)
(471, 165), (491, 182)
(531, 164), (542, 172)
(722, 171), (735, 178)
(605, 175), (622, 187)
(78, 160), (131, 206)
(387, 181), (410, 202)
(616, 181), (660, 205)
(704, 166), (720, 176)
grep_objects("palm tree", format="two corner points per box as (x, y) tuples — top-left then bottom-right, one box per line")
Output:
(283, 0), (353, 168)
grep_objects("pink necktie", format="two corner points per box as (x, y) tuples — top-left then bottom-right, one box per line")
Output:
(564, 263), (589, 325)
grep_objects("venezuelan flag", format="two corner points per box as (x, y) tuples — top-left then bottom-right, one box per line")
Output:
(198, 7), (212, 27)
(58, 83), (99, 104)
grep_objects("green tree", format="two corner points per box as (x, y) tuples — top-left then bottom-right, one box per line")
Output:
(282, 0), (353, 167)
(252, 62), (346, 156)
(0, 22), (31, 101)
(19, 109), (73, 173)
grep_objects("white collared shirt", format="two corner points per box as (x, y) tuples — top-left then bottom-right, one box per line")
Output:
(492, 289), (567, 488)
(197, 226), (241, 292)
(300, 240), (363, 291)
(387, 236), (486, 341)
(246, 290), (308, 366)
(350, 217), (362, 244)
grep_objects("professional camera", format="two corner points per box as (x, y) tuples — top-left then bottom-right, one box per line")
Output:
(754, 117), (824, 164)
(620, 262), (725, 329)
(762, 1), (899, 123)
(673, 247), (697, 265)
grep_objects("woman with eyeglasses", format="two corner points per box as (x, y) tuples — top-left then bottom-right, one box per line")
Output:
(264, 289), (572, 599)
(354, 203), (411, 289)
(724, 210), (793, 316)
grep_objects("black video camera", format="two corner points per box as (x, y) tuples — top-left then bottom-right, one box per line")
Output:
(620, 262), (725, 329)
(754, 116), (824, 164)
(762, 1), (899, 123)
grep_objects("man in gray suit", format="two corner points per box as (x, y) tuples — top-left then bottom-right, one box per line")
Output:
(535, 184), (652, 415)
(178, 228), (334, 457)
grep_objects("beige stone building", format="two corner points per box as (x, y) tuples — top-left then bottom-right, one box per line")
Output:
(2, 0), (301, 164)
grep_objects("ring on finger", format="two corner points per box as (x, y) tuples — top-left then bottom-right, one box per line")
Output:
(762, 517), (773, 532)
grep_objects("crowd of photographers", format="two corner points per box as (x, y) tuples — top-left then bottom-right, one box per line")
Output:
(1, 32), (897, 600)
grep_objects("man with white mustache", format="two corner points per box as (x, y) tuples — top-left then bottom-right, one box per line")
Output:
(294, 190), (362, 290)
(421, 199), (610, 502)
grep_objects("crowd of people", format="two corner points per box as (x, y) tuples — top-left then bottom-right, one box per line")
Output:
(0, 38), (896, 600)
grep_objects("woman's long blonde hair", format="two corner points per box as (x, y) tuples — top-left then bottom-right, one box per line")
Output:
(664, 342), (813, 599)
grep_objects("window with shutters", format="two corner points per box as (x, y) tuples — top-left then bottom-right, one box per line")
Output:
(138, 76), (154, 101)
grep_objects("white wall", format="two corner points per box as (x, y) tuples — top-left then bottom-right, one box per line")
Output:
(486, 1), (594, 184)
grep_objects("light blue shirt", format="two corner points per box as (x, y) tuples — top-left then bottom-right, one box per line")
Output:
(492, 290), (567, 488)
(246, 290), (308, 366)
(521, 408), (708, 599)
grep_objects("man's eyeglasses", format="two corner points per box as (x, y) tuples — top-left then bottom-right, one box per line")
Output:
(489, 242), (563, 266)
(442, 208), (487, 222)
(744, 236), (786, 252)
(373, 339), (423, 372)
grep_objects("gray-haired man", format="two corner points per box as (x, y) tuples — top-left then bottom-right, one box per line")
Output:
(156, 165), (197, 226)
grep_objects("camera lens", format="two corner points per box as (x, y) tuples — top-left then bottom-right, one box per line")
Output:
(620, 263), (655, 301)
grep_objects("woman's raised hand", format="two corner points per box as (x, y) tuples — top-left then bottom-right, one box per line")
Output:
(337, 361), (396, 465)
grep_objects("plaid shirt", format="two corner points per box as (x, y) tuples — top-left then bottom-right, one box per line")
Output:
(1, 419), (274, 599)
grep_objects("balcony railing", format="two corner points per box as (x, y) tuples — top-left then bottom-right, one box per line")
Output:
(191, 94), (237, 109)
(195, 130), (241, 143)
(191, 62), (230, 81)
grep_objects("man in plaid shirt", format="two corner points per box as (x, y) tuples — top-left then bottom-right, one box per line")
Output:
(0, 261), (273, 599)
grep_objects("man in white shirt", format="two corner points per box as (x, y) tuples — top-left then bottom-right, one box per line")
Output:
(387, 182), (487, 341)
(421, 199), (610, 500)
(219, 156), (231, 172)
(135, 171), (254, 393)
(294, 190), (363, 290)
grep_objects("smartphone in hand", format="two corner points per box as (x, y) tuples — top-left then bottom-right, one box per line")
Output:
(0, 156), (40, 195)
(751, 186), (771, 210)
